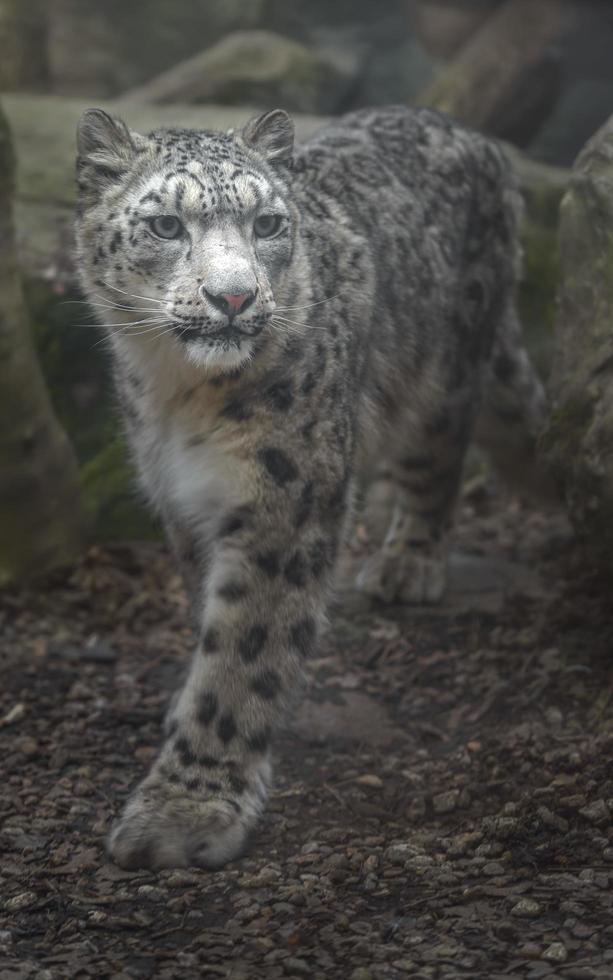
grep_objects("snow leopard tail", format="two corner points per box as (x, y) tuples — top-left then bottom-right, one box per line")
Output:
(474, 298), (558, 502)
(467, 147), (557, 502)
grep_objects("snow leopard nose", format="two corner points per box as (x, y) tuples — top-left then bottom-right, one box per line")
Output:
(203, 289), (256, 318)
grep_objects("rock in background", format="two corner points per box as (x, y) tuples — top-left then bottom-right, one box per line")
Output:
(542, 113), (613, 561)
(528, 2), (613, 165)
(45, 0), (437, 113)
(122, 30), (353, 115)
(47, 0), (265, 96)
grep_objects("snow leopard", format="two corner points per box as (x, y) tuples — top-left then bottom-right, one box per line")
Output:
(75, 104), (546, 870)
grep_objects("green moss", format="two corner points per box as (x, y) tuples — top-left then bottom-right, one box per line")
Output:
(541, 396), (593, 472)
(81, 438), (158, 541)
(524, 174), (566, 231)
(24, 279), (158, 540)
(26, 279), (117, 461)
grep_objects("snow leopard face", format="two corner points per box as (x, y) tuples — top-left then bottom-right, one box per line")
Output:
(75, 109), (297, 372)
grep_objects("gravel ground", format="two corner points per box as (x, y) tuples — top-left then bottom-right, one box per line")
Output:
(1, 492), (613, 980)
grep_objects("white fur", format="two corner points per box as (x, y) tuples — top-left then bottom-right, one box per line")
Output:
(184, 338), (255, 373)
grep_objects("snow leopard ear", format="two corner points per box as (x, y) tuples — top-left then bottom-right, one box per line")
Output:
(241, 109), (294, 166)
(76, 108), (142, 189)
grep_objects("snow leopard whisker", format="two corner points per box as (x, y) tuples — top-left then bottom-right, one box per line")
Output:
(270, 317), (308, 337)
(62, 297), (157, 313)
(129, 325), (177, 340)
(274, 293), (342, 312)
(91, 293), (166, 314)
(272, 314), (327, 333)
(88, 318), (171, 349)
(100, 279), (166, 306)
(88, 305), (167, 318)
(90, 317), (170, 331)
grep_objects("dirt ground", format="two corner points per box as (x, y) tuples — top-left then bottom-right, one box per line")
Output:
(1, 490), (613, 980)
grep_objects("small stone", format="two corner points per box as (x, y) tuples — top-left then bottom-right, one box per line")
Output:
(87, 909), (107, 924)
(272, 902), (293, 915)
(165, 871), (199, 888)
(482, 862), (506, 876)
(241, 866), (282, 887)
(579, 799), (610, 827)
(406, 797), (426, 820)
(542, 941), (567, 963)
(185, 910), (204, 922)
(326, 853), (348, 869)
(350, 970), (373, 980)
(432, 789), (461, 814)
(495, 921), (517, 941)
(545, 706), (563, 727)
(355, 773), (383, 788)
(288, 889), (306, 906)
(511, 898), (541, 917)
(445, 831), (483, 857)
(0, 703), (25, 727)
(536, 805), (569, 833)
(5, 891), (37, 912)
(385, 842), (420, 865)
(405, 854), (434, 870)
(476, 841), (503, 857)
(559, 794), (586, 809)
(300, 841), (321, 855)
(518, 942), (541, 959)
(0, 930), (13, 943)
(284, 957), (311, 976)
(349, 920), (371, 935)
(81, 640), (118, 663)
(564, 968), (596, 979)
(16, 737), (38, 757)
(137, 885), (166, 900)
(67, 680), (93, 700)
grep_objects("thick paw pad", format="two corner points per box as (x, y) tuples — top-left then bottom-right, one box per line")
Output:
(108, 787), (255, 870)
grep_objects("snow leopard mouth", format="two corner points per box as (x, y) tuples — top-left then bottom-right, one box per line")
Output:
(173, 325), (243, 347)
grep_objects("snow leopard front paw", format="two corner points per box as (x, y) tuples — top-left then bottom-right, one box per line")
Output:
(356, 546), (447, 604)
(108, 762), (270, 870)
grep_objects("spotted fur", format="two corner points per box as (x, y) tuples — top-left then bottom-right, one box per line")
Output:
(75, 105), (546, 869)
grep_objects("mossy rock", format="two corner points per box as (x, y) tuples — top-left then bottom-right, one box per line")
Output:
(26, 281), (156, 540)
(542, 113), (613, 563)
(123, 30), (353, 114)
(81, 440), (158, 541)
(507, 146), (566, 378)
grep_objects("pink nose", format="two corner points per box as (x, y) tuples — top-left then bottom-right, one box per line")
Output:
(202, 287), (256, 317)
(220, 291), (254, 314)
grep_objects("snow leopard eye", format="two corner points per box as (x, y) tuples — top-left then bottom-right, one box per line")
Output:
(254, 214), (284, 239)
(149, 215), (183, 239)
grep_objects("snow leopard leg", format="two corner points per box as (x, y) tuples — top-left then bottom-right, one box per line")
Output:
(474, 299), (557, 501)
(357, 402), (474, 604)
(107, 446), (346, 871)
(164, 517), (207, 616)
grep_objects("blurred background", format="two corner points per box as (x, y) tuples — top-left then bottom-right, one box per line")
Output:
(5, 0), (613, 162)
(1, 0), (612, 578)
